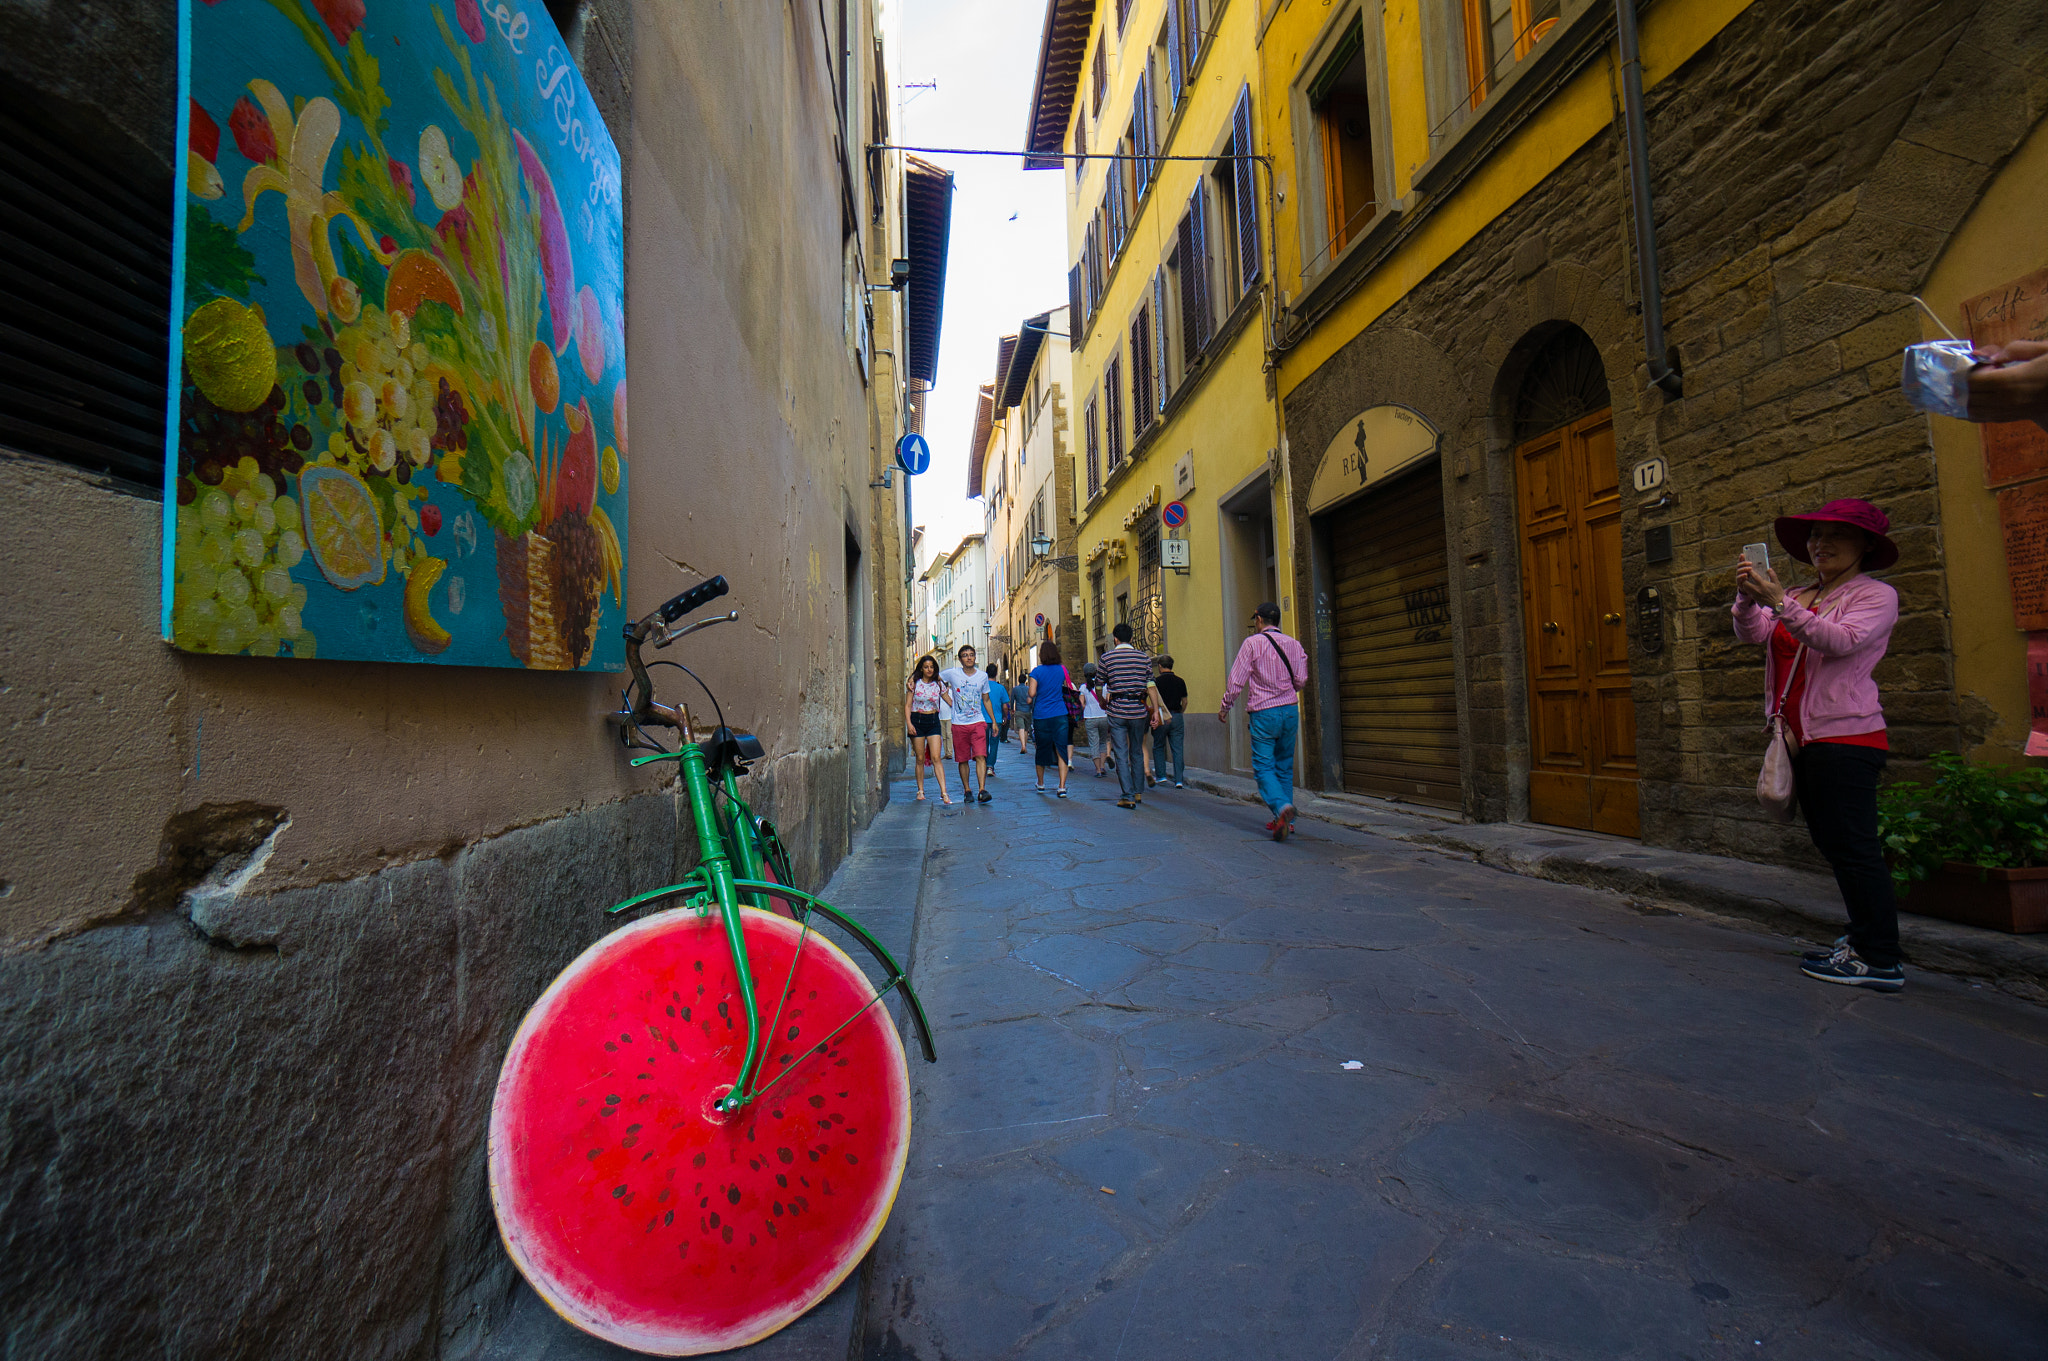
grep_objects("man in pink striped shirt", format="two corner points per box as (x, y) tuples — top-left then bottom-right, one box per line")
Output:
(1219, 602), (1310, 841)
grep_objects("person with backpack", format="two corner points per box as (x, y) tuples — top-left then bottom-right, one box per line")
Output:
(1100, 623), (1163, 810)
(1080, 661), (1112, 779)
(984, 663), (1010, 774)
(1025, 639), (1075, 797)
(1219, 603), (1309, 840)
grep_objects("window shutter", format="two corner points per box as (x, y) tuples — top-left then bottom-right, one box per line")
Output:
(1130, 308), (1154, 433)
(2, 109), (171, 487)
(1105, 356), (1124, 469)
(1188, 182), (1213, 352)
(1153, 267), (1170, 406)
(1166, 0), (1185, 103)
(1231, 87), (1260, 295)
(1135, 71), (1153, 197)
(1085, 397), (1101, 497)
(1185, 0), (1203, 71)
(1068, 264), (1084, 333)
(1108, 167), (1123, 255)
(1175, 209), (1199, 367)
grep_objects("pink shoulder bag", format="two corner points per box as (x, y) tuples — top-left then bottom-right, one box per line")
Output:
(1756, 591), (1838, 821)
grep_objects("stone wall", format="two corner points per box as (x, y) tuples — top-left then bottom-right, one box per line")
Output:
(1282, 0), (2048, 864)
(0, 0), (900, 1355)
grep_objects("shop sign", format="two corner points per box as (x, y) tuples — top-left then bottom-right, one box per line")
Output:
(1307, 405), (1439, 515)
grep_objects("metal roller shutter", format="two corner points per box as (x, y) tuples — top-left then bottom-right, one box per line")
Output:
(1327, 464), (1459, 808)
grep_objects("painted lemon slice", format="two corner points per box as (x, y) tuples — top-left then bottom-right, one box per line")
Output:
(300, 466), (386, 590)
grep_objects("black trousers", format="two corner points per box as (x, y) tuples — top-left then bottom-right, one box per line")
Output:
(1793, 742), (1900, 967)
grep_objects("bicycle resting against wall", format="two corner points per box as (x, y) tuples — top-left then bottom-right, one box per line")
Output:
(488, 575), (936, 1356)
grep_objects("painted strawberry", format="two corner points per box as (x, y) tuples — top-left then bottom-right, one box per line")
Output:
(189, 99), (220, 163)
(388, 156), (415, 207)
(456, 0), (486, 42)
(311, 0), (365, 45)
(229, 95), (276, 165)
(420, 504), (443, 536)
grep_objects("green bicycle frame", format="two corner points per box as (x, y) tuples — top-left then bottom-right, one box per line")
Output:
(624, 744), (935, 1111)
(631, 743), (764, 1112)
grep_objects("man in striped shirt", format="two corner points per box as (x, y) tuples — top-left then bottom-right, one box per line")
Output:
(1098, 622), (1161, 810)
(1219, 601), (1310, 840)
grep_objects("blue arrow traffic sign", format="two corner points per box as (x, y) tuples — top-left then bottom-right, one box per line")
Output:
(895, 432), (931, 476)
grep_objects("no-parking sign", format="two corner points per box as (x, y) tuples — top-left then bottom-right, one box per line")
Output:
(1161, 500), (1189, 528)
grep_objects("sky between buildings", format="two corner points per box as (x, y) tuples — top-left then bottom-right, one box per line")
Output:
(897, 0), (1068, 559)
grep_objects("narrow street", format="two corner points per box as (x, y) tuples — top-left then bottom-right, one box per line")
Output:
(863, 766), (2048, 1360)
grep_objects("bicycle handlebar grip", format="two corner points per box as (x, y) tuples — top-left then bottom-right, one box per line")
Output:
(660, 575), (729, 625)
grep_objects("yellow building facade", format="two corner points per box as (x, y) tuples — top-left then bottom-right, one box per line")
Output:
(1032, 0), (2048, 863)
(1028, 0), (1295, 776)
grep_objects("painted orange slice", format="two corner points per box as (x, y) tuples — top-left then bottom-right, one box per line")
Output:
(299, 465), (384, 590)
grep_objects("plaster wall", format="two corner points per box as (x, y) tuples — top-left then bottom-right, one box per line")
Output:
(1919, 116), (2048, 762)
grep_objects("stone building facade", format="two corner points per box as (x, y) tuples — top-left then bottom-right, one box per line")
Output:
(1275, 0), (2046, 864)
(0, 1), (942, 1356)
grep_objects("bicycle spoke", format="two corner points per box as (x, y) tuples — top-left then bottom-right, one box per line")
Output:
(748, 972), (904, 1103)
(749, 902), (815, 1099)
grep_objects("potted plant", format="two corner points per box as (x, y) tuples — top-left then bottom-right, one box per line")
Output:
(1878, 753), (2048, 933)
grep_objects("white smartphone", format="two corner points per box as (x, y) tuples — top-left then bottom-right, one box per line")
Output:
(1741, 542), (1771, 574)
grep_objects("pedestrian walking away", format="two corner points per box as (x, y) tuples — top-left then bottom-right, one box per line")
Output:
(941, 645), (994, 803)
(905, 654), (952, 805)
(1151, 654), (1188, 787)
(983, 663), (1010, 773)
(1024, 640), (1074, 796)
(1219, 602), (1309, 839)
(1080, 663), (1111, 778)
(1735, 499), (1905, 992)
(1099, 623), (1161, 809)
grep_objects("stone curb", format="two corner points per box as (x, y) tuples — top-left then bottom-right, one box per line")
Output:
(1182, 768), (2048, 1005)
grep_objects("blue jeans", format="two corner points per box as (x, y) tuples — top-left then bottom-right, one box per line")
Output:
(1151, 712), (1185, 783)
(1248, 704), (1299, 816)
(1107, 716), (1150, 799)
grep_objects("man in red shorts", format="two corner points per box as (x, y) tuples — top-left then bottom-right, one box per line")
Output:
(941, 645), (994, 803)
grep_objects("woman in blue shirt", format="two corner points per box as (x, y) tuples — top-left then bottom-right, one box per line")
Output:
(1024, 640), (1074, 797)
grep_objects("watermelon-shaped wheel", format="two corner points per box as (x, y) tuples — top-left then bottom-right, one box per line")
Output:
(489, 907), (912, 1354)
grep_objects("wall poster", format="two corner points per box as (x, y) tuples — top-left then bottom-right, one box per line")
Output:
(167, 0), (627, 669)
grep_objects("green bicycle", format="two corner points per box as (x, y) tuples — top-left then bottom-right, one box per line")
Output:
(488, 576), (935, 1356)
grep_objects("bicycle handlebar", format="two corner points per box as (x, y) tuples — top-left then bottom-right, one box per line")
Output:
(623, 575), (733, 734)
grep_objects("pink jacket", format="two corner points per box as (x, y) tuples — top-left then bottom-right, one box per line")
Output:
(1731, 573), (1897, 739)
(1222, 627), (1309, 713)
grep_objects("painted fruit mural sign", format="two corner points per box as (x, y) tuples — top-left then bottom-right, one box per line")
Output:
(166, 0), (626, 669)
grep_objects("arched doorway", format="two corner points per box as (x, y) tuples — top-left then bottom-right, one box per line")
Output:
(1513, 327), (1638, 836)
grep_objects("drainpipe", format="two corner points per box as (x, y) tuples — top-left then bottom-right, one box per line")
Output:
(1615, 0), (1683, 398)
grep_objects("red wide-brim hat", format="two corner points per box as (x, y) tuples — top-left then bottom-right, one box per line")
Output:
(1774, 498), (1898, 570)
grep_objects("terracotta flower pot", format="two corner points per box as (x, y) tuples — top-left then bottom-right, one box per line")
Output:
(1901, 862), (2048, 934)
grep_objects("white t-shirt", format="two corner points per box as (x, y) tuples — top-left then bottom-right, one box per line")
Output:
(941, 667), (990, 725)
(1079, 681), (1107, 720)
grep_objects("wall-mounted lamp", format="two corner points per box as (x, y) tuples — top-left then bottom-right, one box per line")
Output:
(868, 259), (912, 293)
(1029, 532), (1053, 559)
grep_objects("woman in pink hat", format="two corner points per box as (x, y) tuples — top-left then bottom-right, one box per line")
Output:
(1733, 499), (1903, 992)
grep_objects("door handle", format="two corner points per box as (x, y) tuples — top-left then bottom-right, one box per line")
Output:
(1602, 612), (1621, 624)
(1541, 621), (1560, 634)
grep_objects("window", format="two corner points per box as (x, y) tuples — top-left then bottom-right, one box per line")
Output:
(1104, 352), (1125, 472)
(1461, 0), (1560, 108)
(1091, 42), (1108, 119)
(1126, 69), (1158, 206)
(1210, 86), (1260, 300)
(1116, 0), (1134, 34)
(1174, 186), (1213, 365)
(1164, 0), (1206, 104)
(1129, 303), (1155, 438)
(1090, 569), (1106, 652)
(1085, 393), (1102, 498)
(1152, 263), (1181, 404)
(1068, 262), (1085, 332)
(1309, 19), (1378, 258)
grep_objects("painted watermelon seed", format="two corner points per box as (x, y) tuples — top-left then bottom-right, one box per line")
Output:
(709, 1211), (720, 1228)
(787, 1026), (800, 1041)
(678, 1242), (689, 1259)
(612, 1184), (628, 1199)
(664, 1210), (674, 1226)
(605, 1094), (621, 1104)
(620, 1032), (632, 1043)
(766, 1220), (778, 1238)
(749, 1233), (757, 1246)
(666, 1005), (676, 1017)
(726, 1185), (741, 1206)
(846, 1153), (858, 1164)
(721, 1226), (734, 1243)
(605, 1042), (618, 1052)
(622, 1135), (638, 1148)
(809, 1095), (826, 1109)
(587, 1149), (600, 1161)
(778, 1147), (793, 1164)
(776, 1173), (788, 1188)
(693, 1153), (707, 1168)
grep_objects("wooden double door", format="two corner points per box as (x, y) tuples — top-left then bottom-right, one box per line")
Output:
(1517, 410), (1638, 836)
